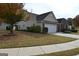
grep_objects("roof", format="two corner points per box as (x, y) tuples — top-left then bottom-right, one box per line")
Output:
(24, 11), (57, 24)
(36, 11), (53, 21)
(57, 18), (67, 23)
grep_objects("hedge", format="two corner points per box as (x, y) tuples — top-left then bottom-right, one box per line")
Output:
(27, 24), (41, 33)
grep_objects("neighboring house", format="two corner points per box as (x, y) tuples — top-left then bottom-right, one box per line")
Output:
(67, 18), (75, 30)
(57, 18), (68, 32)
(0, 23), (9, 30)
(16, 11), (58, 33)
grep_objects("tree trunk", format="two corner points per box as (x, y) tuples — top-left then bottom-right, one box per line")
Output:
(9, 24), (14, 34)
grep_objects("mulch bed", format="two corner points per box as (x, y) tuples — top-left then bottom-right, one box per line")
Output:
(0, 33), (16, 40)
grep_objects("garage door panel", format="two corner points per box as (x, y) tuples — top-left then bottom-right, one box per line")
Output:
(45, 24), (57, 33)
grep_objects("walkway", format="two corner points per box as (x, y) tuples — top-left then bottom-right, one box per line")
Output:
(52, 33), (79, 39)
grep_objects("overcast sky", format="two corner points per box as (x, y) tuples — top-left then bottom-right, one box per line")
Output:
(23, 0), (79, 19)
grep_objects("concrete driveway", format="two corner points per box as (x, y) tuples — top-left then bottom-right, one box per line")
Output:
(51, 32), (79, 39)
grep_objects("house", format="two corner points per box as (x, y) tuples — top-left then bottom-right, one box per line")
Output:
(0, 11), (58, 33)
(37, 11), (58, 33)
(57, 18), (68, 32)
(15, 12), (38, 30)
(16, 11), (58, 33)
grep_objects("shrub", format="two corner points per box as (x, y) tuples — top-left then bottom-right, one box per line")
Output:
(27, 24), (41, 33)
(43, 27), (48, 33)
(71, 29), (78, 32)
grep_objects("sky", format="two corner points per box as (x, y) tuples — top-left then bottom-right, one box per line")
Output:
(24, 0), (79, 18)
(0, 0), (79, 19)
(23, 0), (79, 19)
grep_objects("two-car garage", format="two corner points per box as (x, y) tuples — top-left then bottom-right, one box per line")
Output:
(45, 24), (57, 33)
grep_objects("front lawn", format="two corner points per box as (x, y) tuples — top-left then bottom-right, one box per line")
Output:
(71, 28), (79, 35)
(0, 31), (76, 49)
(71, 31), (79, 35)
(41, 48), (79, 56)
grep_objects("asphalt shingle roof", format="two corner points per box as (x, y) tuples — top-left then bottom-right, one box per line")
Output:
(57, 18), (66, 23)
(36, 11), (52, 21)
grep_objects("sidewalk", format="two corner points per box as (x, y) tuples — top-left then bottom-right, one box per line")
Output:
(0, 39), (79, 56)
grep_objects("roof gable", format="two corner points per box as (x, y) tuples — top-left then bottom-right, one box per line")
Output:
(37, 11), (53, 21)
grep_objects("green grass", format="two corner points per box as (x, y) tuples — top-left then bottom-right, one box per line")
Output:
(0, 31), (76, 49)
(40, 48), (79, 56)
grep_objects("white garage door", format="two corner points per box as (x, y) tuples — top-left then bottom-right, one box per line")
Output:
(45, 24), (57, 33)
